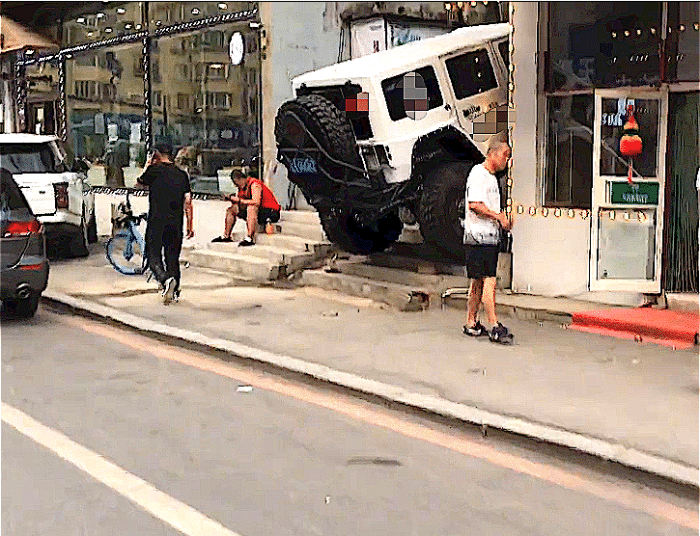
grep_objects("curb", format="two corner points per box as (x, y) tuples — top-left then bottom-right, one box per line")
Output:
(43, 290), (699, 488)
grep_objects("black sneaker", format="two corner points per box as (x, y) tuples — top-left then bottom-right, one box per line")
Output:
(238, 238), (254, 247)
(489, 322), (514, 344)
(463, 322), (488, 337)
(212, 236), (233, 243)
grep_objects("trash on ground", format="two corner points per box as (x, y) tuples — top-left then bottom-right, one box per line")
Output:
(237, 385), (254, 393)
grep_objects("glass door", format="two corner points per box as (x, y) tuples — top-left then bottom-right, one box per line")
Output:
(590, 89), (668, 292)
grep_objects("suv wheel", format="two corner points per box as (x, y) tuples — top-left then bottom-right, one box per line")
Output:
(319, 207), (402, 255)
(418, 161), (475, 260)
(275, 94), (363, 202)
(4, 293), (40, 318)
(69, 211), (90, 258)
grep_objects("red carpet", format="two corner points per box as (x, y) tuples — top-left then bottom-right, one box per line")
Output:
(569, 308), (699, 350)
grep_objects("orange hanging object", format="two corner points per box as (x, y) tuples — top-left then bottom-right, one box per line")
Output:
(619, 104), (642, 184)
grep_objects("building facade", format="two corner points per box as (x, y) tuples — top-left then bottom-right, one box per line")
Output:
(511, 2), (698, 303)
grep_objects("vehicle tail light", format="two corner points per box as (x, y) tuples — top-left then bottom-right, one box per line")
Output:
(4, 219), (42, 237)
(54, 182), (69, 209)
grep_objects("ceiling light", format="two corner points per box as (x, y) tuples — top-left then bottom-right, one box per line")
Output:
(124, 23), (132, 29)
(218, 3), (228, 9)
(156, 20), (162, 26)
(135, 24), (142, 29)
(87, 31), (94, 37)
(116, 7), (126, 14)
(25, 49), (35, 55)
(191, 7), (200, 15)
(105, 27), (113, 33)
(97, 12), (105, 19)
(77, 17), (86, 24)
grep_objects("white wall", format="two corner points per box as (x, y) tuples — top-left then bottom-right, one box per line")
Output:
(261, 2), (342, 210)
(510, 2), (591, 297)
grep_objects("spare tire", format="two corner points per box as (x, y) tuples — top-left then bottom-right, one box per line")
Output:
(319, 207), (402, 255)
(275, 94), (362, 203)
(418, 160), (475, 260)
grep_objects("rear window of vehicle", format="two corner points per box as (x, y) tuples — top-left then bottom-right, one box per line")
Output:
(0, 142), (67, 175)
(381, 66), (443, 121)
(445, 48), (498, 100)
(0, 171), (29, 211)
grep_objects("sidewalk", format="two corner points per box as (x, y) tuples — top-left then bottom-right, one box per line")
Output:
(44, 244), (699, 487)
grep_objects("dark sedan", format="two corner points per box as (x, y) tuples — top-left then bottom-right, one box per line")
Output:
(1, 168), (49, 318)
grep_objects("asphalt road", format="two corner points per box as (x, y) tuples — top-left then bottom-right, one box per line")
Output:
(2, 305), (698, 536)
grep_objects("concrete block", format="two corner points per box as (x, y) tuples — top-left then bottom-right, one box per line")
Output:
(184, 250), (278, 281)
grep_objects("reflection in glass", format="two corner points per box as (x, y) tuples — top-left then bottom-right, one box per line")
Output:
(547, 2), (662, 90)
(666, 2), (700, 82)
(152, 28), (260, 194)
(62, 2), (145, 47)
(25, 60), (60, 136)
(599, 98), (658, 178)
(66, 44), (146, 187)
(545, 95), (594, 208)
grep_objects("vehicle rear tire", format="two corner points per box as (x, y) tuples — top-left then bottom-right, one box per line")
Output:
(87, 211), (98, 243)
(319, 207), (402, 255)
(275, 94), (362, 202)
(418, 161), (475, 260)
(4, 293), (40, 318)
(69, 213), (90, 258)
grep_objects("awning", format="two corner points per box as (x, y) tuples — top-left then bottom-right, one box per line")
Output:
(0, 15), (58, 55)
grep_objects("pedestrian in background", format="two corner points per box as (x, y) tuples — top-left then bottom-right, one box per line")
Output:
(462, 132), (514, 344)
(137, 143), (194, 305)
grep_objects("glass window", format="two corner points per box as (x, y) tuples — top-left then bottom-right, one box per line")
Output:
(547, 2), (662, 90)
(65, 44), (146, 188)
(62, 2), (146, 47)
(599, 97), (659, 178)
(544, 95), (594, 208)
(0, 142), (67, 175)
(666, 2), (700, 82)
(25, 60), (60, 135)
(151, 28), (261, 195)
(148, 2), (251, 28)
(498, 40), (509, 71)
(381, 66), (443, 122)
(445, 48), (498, 100)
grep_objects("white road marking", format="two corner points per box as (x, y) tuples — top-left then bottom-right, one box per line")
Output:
(2, 403), (244, 536)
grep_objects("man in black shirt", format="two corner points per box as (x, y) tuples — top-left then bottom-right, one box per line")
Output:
(137, 143), (194, 304)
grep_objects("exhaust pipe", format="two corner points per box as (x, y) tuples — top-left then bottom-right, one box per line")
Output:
(16, 284), (32, 300)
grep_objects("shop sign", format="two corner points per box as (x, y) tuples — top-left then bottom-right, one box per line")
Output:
(610, 181), (659, 205)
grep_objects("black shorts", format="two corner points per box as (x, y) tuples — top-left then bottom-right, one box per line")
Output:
(464, 244), (499, 279)
(238, 206), (281, 225)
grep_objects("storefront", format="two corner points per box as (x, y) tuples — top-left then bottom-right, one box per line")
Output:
(15, 2), (261, 196)
(511, 2), (698, 302)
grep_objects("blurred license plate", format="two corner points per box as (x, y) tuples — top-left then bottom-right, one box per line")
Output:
(290, 157), (317, 174)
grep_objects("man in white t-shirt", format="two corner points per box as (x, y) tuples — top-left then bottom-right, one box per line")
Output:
(463, 133), (513, 344)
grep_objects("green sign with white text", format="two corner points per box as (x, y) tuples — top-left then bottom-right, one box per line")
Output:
(610, 182), (659, 205)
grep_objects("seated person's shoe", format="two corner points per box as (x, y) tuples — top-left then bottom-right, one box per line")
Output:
(238, 238), (254, 247)
(211, 236), (232, 243)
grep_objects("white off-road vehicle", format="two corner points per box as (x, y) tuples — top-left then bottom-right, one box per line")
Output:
(0, 134), (97, 257)
(275, 23), (511, 257)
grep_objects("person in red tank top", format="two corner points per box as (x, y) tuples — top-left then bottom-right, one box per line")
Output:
(212, 168), (281, 246)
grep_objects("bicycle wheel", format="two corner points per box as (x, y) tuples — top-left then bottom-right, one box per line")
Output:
(106, 233), (147, 275)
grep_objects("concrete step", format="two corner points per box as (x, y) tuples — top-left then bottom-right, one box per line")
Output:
(301, 269), (431, 311)
(336, 260), (465, 290)
(280, 209), (321, 225)
(276, 221), (327, 242)
(207, 241), (315, 273)
(183, 249), (279, 281)
(254, 233), (333, 256)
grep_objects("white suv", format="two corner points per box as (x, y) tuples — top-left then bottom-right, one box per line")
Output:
(275, 23), (511, 257)
(0, 134), (96, 257)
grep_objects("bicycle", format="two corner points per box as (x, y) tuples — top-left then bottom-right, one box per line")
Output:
(106, 191), (150, 276)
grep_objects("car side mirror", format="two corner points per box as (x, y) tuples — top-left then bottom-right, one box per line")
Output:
(72, 159), (89, 173)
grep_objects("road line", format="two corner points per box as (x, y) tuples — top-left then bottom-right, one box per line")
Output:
(62, 314), (699, 530)
(1, 403), (244, 536)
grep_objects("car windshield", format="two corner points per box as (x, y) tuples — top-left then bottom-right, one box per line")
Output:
(0, 142), (67, 174)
